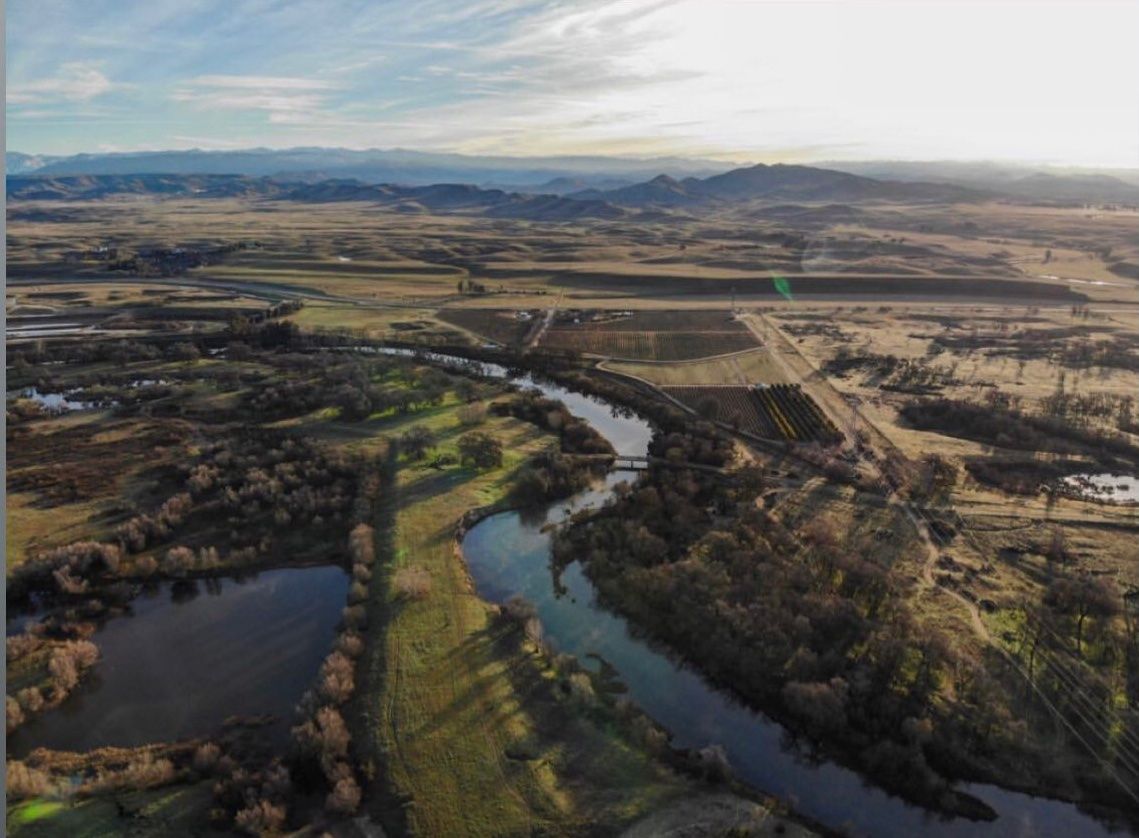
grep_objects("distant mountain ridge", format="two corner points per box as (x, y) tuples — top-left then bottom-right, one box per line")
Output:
(569, 163), (988, 206)
(4, 173), (632, 221)
(820, 160), (1139, 204)
(4, 147), (729, 190)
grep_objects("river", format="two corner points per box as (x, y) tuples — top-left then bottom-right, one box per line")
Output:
(402, 349), (1130, 838)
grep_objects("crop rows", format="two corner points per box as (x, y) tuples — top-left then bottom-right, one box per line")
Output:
(663, 384), (841, 443)
(754, 384), (842, 443)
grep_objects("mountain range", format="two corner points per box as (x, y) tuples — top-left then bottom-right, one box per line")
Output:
(9, 159), (1139, 221)
(566, 165), (986, 206)
(4, 148), (727, 192)
(8, 148), (1139, 205)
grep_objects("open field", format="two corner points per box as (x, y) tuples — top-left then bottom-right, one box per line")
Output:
(352, 403), (694, 835)
(603, 347), (788, 385)
(9, 197), (1137, 308)
(663, 384), (841, 442)
(436, 307), (541, 347)
(538, 309), (757, 360)
(7, 187), (1139, 833)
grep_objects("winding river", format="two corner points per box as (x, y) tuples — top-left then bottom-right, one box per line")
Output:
(8, 346), (1129, 835)
(400, 350), (1127, 838)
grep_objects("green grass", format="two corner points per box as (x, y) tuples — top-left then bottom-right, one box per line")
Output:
(353, 402), (687, 836)
(7, 784), (214, 837)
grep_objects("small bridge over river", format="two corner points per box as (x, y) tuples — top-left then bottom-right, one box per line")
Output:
(569, 453), (728, 475)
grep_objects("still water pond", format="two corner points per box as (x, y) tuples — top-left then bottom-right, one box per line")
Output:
(9, 566), (348, 757)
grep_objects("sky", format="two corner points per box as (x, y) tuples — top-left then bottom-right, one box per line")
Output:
(7, 0), (1139, 166)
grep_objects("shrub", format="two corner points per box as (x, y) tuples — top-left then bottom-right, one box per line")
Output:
(393, 566), (431, 600)
(194, 743), (223, 774)
(457, 403), (487, 426)
(341, 605), (367, 631)
(348, 524), (374, 566)
(318, 652), (355, 705)
(335, 632), (364, 659)
(7, 696), (25, 732)
(324, 763), (362, 814)
(17, 687), (45, 714)
(162, 545), (197, 576)
(457, 431), (503, 469)
(293, 706), (351, 775)
(6, 761), (55, 799)
(234, 799), (287, 836)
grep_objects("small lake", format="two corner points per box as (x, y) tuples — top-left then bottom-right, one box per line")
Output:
(1063, 472), (1139, 504)
(7, 387), (97, 411)
(8, 566), (348, 757)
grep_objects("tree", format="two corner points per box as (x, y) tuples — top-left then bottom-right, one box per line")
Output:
(458, 432), (503, 469)
(1046, 574), (1120, 655)
(400, 426), (435, 460)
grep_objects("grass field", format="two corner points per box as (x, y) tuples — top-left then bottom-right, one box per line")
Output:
(436, 307), (541, 347)
(539, 309), (758, 360)
(352, 402), (688, 835)
(285, 301), (469, 344)
(8, 783), (215, 838)
(603, 347), (788, 385)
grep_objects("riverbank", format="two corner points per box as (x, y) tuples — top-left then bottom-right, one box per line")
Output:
(353, 402), (705, 835)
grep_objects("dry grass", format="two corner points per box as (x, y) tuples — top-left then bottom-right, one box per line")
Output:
(603, 347), (788, 385)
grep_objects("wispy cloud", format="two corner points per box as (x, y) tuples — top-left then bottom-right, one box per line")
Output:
(6, 0), (1138, 166)
(8, 61), (119, 105)
(171, 75), (336, 121)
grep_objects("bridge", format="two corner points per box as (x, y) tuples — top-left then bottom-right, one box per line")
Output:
(568, 453), (727, 475)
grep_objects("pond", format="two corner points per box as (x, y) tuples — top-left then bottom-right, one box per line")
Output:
(8, 566), (349, 757)
(7, 387), (97, 412)
(1062, 472), (1139, 504)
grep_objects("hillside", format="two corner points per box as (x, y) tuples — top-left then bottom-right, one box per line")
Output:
(5, 173), (629, 221)
(570, 163), (987, 207)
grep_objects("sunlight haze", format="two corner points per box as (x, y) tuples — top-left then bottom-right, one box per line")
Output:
(7, 0), (1138, 165)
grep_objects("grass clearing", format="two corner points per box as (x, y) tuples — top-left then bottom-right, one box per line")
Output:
(604, 347), (788, 385)
(7, 783), (214, 838)
(354, 403), (688, 835)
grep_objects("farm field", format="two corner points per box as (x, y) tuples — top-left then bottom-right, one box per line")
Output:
(603, 347), (788, 385)
(662, 383), (841, 442)
(436, 307), (541, 347)
(539, 309), (757, 360)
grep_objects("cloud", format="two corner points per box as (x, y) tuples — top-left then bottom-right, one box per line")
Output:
(8, 62), (118, 105)
(171, 74), (336, 120)
(7, 0), (1137, 166)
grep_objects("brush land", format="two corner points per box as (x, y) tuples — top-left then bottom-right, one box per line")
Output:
(6, 172), (1139, 835)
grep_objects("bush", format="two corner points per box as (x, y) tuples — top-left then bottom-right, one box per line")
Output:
(348, 524), (374, 566)
(7, 696), (25, 732)
(335, 632), (364, 659)
(17, 687), (45, 714)
(6, 761), (55, 799)
(393, 566), (432, 600)
(457, 432), (503, 469)
(194, 743), (222, 774)
(318, 652), (355, 705)
(457, 403), (487, 426)
(324, 763), (362, 814)
(293, 706), (351, 775)
(234, 799), (287, 836)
